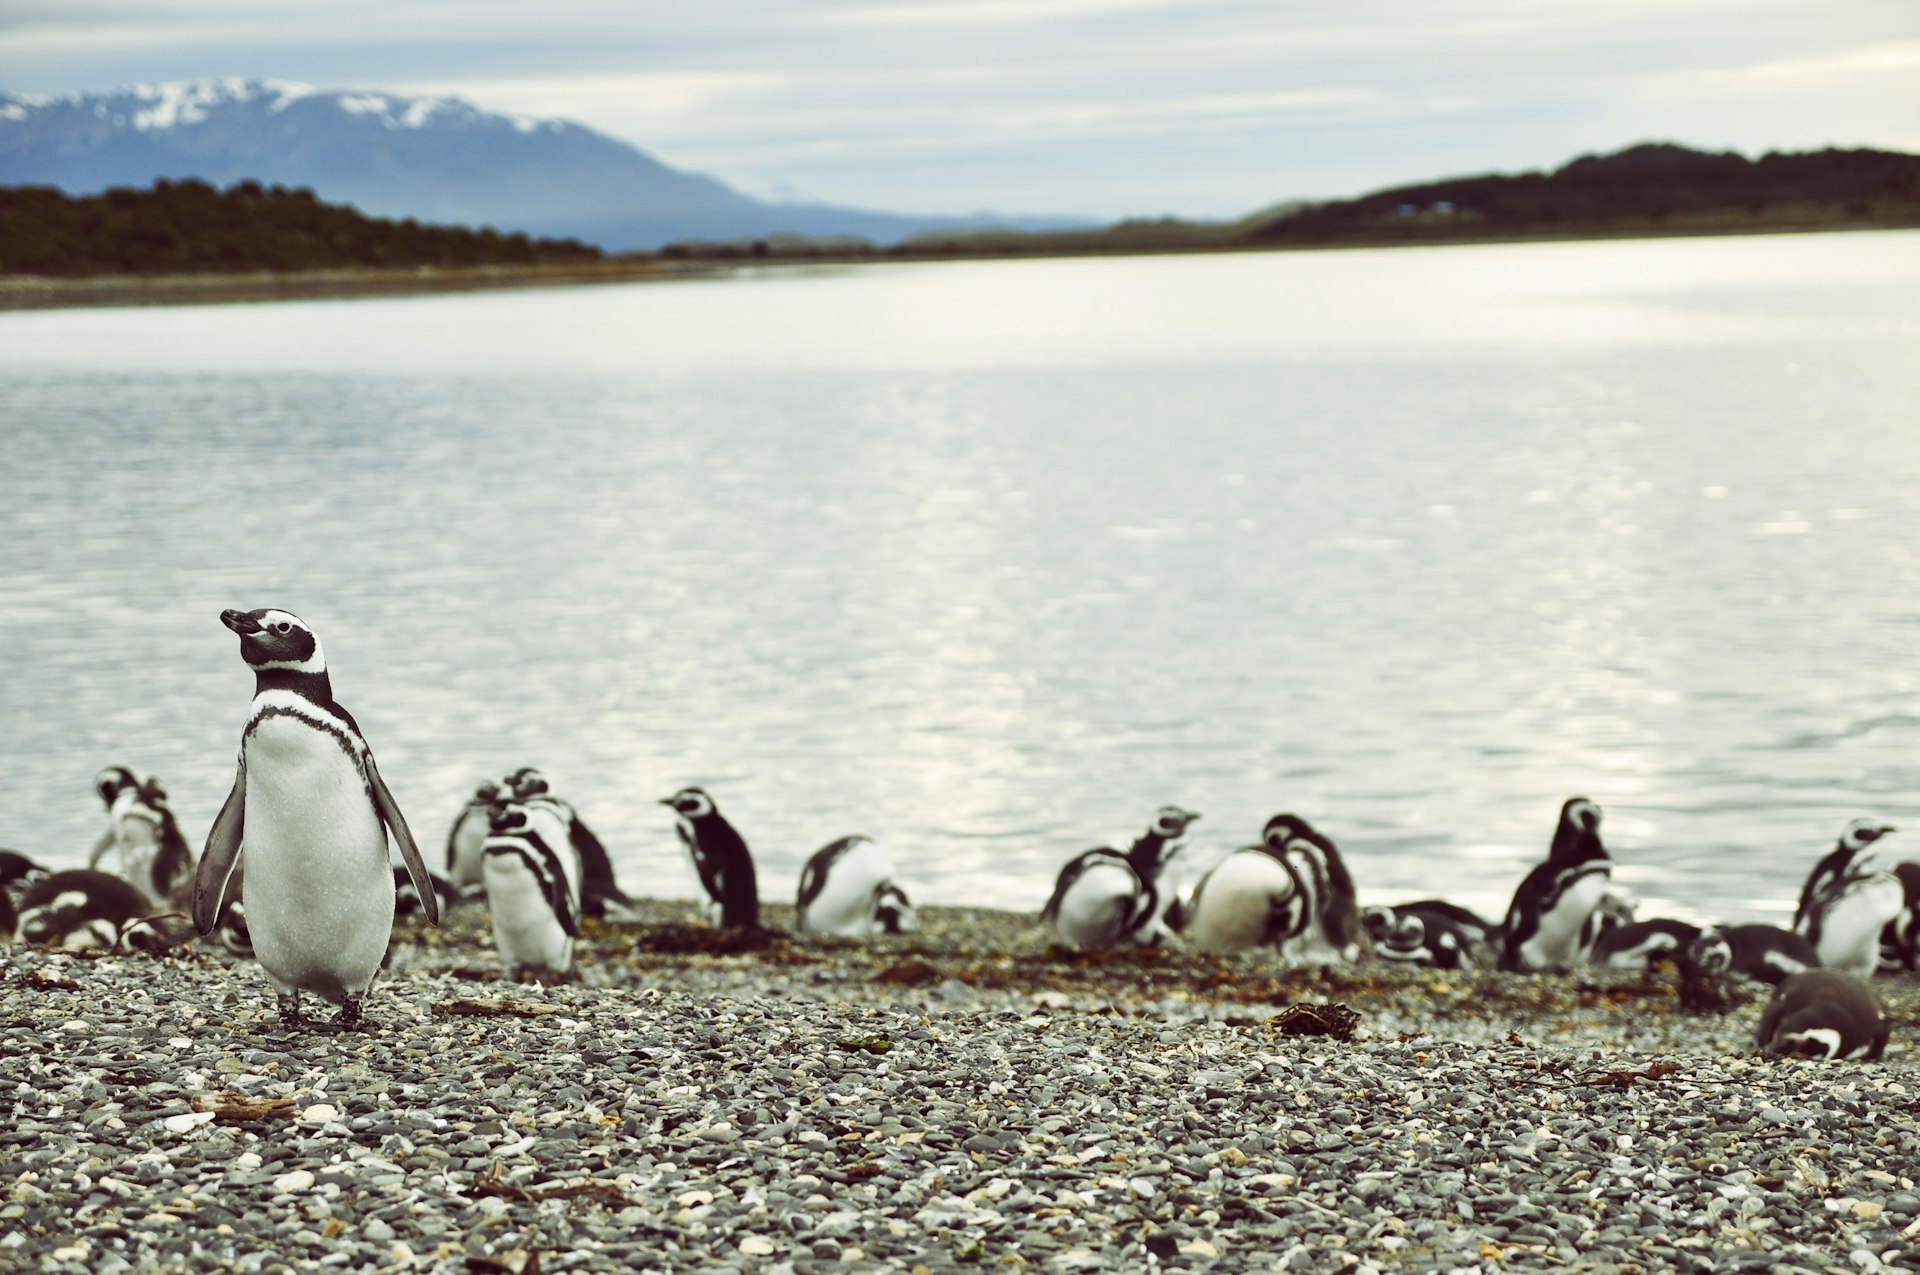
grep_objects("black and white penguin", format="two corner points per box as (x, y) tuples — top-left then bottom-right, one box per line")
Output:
(0, 849), (46, 898)
(1756, 968), (1889, 1061)
(661, 786), (760, 929)
(1180, 845), (1307, 954)
(482, 799), (582, 981)
(1497, 797), (1612, 972)
(1717, 923), (1819, 986)
(1578, 892), (1638, 961)
(1792, 818), (1895, 931)
(1261, 813), (1366, 963)
(796, 835), (916, 937)
(17, 869), (167, 951)
(1360, 904), (1474, 969)
(1388, 898), (1500, 946)
(192, 607), (440, 1031)
(508, 768), (634, 919)
(1589, 918), (1702, 971)
(1876, 862), (1920, 974)
(1797, 857), (1906, 979)
(444, 778), (503, 897)
(1043, 806), (1198, 949)
(89, 766), (195, 911)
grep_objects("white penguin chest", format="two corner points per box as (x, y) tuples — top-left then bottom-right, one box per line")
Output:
(243, 717), (384, 856)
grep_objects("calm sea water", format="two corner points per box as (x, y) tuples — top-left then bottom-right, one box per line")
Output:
(6, 232), (1920, 927)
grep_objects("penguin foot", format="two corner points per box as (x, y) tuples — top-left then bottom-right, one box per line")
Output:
(276, 992), (306, 1032)
(327, 995), (367, 1033)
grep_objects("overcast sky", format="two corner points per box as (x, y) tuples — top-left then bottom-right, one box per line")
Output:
(6, 1), (1918, 220)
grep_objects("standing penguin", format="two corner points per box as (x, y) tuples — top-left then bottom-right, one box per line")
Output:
(1756, 969), (1889, 1061)
(1793, 818), (1895, 931)
(444, 778), (503, 897)
(1261, 813), (1366, 963)
(1498, 797), (1612, 973)
(797, 835), (916, 937)
(192, 607), (439, 1031)
(1043, 806), (1199, 949)
(482, 799), (582, 981)
(89, 767), (195, 911)
(1879, 862), (1920, 973)
(661, 787), (760, 929)
(508, 768), (635, 919)
(1797, 858), (1906, 979)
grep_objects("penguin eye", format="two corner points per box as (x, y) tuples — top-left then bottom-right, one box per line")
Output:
(274, 621), (292, 635)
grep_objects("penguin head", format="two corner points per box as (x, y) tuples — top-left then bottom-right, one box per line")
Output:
(1360, 905), (1396, 941)
(1149, 806), (1201, 840)
(661, 787), (717, 820)
(1560, 798), (1602, 834)
(94, 766), (139, 808)
(1840, 818), (1895, 854)
(873, 883), (916, 934)
(1767, 1023), (1844, 1060)
(488, 802), (532, 836)
(1683, 927), (1733, 978)
(506, 767), (550, 799)
(471, 780), (503, 805)
(222, 608), (325, 675)
(1260, 812), (1316, 851)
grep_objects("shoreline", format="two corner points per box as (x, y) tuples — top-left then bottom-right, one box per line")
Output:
(4, 900), (1918, 1272)
(3, 222), (1913, 314)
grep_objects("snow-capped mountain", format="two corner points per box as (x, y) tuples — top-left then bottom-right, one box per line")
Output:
(0, 78), (1076, 251)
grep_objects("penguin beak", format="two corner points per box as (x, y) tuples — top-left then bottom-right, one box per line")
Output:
(221, 609), (262, 636)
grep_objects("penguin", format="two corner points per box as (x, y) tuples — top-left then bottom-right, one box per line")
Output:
(1676, 926), (1737, 1012)
(796, 835), (916, 937)
(482, 799), (582, 982)
(1388, 898), (1500, 946)
(508, 768), (635, 919)
(89, 766), (195, 911)
(1261, 813), (1365, 963)
(1179, 845), (1308, 954)
(1717, 923), (1819, 986)
(1360, 904), (1474, 969)
(661, 786), (760, 929)
(1497, 797), (1612, 973)
(1589, 918), (1702, 971)
(1793, 818), (1895, 931)
(1043, 806), (1199, 949)
(192, 607), (440, 1032)
(1578, 891), (1638, 960)
(1796, 857), (1906, 979)
(444, 778), (502, 896)
(1756, 969), (1889, 1061)
(0, 849), (46, 898)
(1877, 862), (1920, 974)
(0, 889), (14, 945)
(17, 869), (167, 951)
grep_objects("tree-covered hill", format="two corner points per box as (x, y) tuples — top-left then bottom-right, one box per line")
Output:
(1248, 144), (1920, 243)
(0, 179), (602, 275)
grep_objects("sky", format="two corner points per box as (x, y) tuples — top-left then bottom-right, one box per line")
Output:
(5, 1), (1919, 221)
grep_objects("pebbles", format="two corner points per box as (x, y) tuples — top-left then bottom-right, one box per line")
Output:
(2, 903), (1918, 1272)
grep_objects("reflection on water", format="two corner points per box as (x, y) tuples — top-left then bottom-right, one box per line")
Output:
(4, 231), (1920, 925)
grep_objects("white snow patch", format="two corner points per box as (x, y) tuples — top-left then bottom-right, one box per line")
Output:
(337, 94), (393, 118)
(0, 103), (27, 122)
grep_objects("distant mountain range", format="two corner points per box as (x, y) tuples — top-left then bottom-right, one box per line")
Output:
(0, 78), (1089, 251)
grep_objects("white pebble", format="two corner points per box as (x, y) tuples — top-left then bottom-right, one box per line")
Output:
(273, 1169), (315, 1193)
(162, 1112), (215, 1135)
(300, 1103), (340, 1124)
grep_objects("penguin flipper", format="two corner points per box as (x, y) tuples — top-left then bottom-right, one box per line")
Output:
(364, 751), (439, 927)
(193, 767), (247, 935)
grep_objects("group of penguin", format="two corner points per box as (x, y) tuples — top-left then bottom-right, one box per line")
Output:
(1039, 797), (1918, 1061)
(0, 606), (1913, 1061)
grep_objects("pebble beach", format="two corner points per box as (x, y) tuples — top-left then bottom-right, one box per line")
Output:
(4, 902), (1919, 1275)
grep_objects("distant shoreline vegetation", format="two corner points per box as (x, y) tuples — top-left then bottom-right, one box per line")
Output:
(2, 143), (1917, 299)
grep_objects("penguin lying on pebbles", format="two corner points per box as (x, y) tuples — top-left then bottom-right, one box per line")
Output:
(797, 835), (915, 937)
(1360, 904), (1475, 969)
(1756, 969), (1888, 1061)
(1498, 797), (1611, 972)
(1261, 814), (1365, 964)
(1181, 843), (1308, 954)
(193, 607), (440, 1032)
(483, 799), (582, 982)
(1718, 924), (1818, 985)
(17, 869), (168, 950)
(89, 767), (194, 911)
(663, 787), (760, 929)
(1043, 806), (1198, 948)
(1590, 918), (1702, 971)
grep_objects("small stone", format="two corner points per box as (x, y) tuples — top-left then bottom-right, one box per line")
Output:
(738, 1236), (775, 1256)
(301, 1104), (340, 1124)
(272, 1169), (315, 1193)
